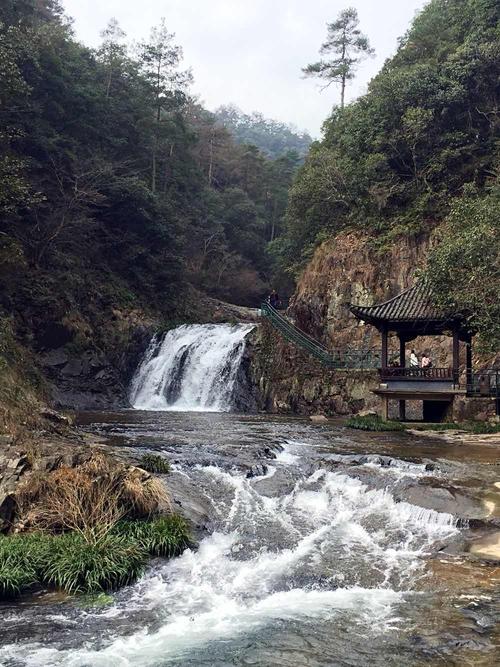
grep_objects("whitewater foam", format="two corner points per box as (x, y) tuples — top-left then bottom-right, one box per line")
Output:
(0, 461), (459, 667)
(129, 323), (254, 412)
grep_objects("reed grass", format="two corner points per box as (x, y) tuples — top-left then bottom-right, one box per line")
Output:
(346, 415), (406, 431)
(0, 514), (191, 599)
(113, 515), (191, 557)
(40, 533), (147, 594)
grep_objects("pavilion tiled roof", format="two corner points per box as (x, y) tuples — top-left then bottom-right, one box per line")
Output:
(350, 283), (451, 324)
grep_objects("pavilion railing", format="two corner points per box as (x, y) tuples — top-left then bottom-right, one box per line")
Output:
(260, 302), (381, 370)
(380, 367), (458, 383)
(466, 369), (500, 397)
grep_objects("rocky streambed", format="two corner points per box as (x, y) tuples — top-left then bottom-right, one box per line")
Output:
(0, 411), (499, 666)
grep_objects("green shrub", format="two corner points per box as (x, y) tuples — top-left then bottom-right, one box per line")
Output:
(40, 533), (147, 594)
(0, 563), (36, 598)
(114, 515), (191, 557)
(346, 415), (406, 432)
(0, 515), (190, 599)
(139, 453), (171, 474)
(465, 421), (500, 435)
(0, 533), (52, 598)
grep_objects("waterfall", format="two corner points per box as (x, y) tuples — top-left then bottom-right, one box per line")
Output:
(129, 323), (255, 412)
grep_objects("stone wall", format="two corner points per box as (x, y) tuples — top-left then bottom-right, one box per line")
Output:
(247, 324), (379, 416)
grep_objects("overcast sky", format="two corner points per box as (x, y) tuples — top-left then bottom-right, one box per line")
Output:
(61, 0), (428, 137)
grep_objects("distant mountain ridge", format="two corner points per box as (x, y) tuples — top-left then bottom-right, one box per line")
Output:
(214, 104), (313, 159)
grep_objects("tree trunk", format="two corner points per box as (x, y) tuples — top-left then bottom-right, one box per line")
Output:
(152, 58), (162, 193)
(340, 32), (346, 110)
(208, 129), (214, 187)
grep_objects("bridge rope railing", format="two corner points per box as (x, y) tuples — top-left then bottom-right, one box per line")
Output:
(260, 302), (381, 370)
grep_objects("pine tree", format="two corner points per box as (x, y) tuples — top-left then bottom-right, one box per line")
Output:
(303, 7), (374, 109)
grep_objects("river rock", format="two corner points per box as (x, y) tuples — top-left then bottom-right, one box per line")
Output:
(468, 531), (500, 563)
(39, 407), (72, 426)
(309, 414), (328, 423)
(395, 484), (485, 520)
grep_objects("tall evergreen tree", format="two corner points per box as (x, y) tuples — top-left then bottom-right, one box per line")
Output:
(303, 7), (374, 109)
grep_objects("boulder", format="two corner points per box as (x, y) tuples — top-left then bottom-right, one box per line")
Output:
(310, 414), (328, 423)
(39, 408), (72, 426)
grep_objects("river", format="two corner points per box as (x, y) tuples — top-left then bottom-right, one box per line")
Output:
(1, 410), (499, 667)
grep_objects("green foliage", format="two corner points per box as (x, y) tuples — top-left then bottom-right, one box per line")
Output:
(214, 105), (312, 159)
(41, 533), (146, 594)
(139, 453), (171, 474)
(113, 515), (191, 557)
(345, 415), (406, 431)
(0, 515), (190, 599)
(423, 186), (500, 351)
(0, 0), (302, 379)
(346, 416), (500, 433)
(0, 533), (51, 597)
(0, 562), (35, 598)
(464, 421), (500, 434)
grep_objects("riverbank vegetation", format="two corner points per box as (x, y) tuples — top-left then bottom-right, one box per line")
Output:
(139, 453), (172, 474)
(0, 451), (190, 600)
(276, 0), (500, 351)
(0, 516), (190, 599)
(346, 415), (500, 434)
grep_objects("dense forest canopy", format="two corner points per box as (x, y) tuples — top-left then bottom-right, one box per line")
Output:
(0, 0), (302, 363)
(276, 0), (499, 350)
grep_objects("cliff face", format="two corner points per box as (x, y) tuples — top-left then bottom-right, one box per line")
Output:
(290, 232), (432, 352)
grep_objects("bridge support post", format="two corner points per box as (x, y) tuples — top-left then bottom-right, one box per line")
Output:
(399, 399), (406, 421)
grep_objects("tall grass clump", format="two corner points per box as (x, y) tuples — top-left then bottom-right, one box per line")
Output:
(346, 415), (406, 432)
(139, 453), (171, 474)
(113, 515), (191, 557)
(0, 533), (51, 598)
(17, 453), (170, 543)
(1, 452), (189, 600)
(41, 533), (147, 594)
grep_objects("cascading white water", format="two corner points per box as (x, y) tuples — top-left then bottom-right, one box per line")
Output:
(1, 441), (459, 667)
(129, 323), (255, 412)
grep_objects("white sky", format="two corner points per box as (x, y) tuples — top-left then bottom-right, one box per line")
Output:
(61, 0), (428, 137)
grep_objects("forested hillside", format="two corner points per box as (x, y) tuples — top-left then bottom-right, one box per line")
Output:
(277, 0), (499, 350)
(0, 1), (302, 379)
(214, 105), (312, 159)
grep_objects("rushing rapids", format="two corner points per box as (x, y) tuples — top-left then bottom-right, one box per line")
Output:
(129, 323), (255, 412)
(3, 410), (497, 667)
